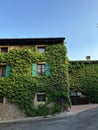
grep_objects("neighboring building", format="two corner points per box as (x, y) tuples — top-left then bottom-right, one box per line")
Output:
(69, 60), (98, 105)
(0, 38), (69, 119)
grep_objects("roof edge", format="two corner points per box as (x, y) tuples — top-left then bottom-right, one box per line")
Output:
(0, 37), (65, 45)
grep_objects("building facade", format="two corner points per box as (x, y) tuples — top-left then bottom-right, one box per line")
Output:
(0, 38), (69, 119)
(69, 60), (98, 105)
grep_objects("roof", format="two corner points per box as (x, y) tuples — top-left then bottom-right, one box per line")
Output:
(0, 37), (65, 45)
(70, 60), (98, 64)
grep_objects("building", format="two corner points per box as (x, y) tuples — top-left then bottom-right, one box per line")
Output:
(0, 38), (69, 119)
(69, 60), (98, 105)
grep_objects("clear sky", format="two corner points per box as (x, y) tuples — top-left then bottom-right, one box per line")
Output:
(0, 0), (98, 60)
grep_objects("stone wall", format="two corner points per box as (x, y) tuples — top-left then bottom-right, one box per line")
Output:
(0, 97), (26, 121)
(0, 45), (25, 53)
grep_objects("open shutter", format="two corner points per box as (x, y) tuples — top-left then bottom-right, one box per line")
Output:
(32, 64), (37, 77)
(5, 65), (11, 77)
(45, 63), (50, 76)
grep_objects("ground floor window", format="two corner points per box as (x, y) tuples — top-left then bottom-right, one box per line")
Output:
(34, 93), (46, 107)
(37, 93), (46, 102)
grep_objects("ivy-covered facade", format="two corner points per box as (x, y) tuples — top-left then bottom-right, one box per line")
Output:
(69, 60), (98, 104)
(0, 38), (70, 116)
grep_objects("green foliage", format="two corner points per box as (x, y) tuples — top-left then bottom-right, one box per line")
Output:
(0, 43), (69, 116)
(50, 103), (61, 114)
(36, 104), (50, 116)
(69, 61), (98, 103)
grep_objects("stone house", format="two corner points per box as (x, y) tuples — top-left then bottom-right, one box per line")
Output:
(0, 38), (69, 120)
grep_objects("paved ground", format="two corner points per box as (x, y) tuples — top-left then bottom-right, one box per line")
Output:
(0, 107), (98, 130)
(0, 104), (98, 130)
(71, 104), (98, 113)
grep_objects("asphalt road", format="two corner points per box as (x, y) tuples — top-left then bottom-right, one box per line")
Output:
(0, 107), (98, 130)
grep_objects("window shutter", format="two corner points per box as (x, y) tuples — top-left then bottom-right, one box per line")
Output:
(32, 64), (37, 77)
(5, 65), (11, 77)
(45, 63), (50, 76)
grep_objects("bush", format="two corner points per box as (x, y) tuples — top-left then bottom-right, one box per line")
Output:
(36, 104), (50, 116)
(51, 103), (61, 114)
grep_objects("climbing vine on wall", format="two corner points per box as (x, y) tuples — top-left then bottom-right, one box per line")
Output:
(69, 61), (98, 103)
(0, 43), (69, 116)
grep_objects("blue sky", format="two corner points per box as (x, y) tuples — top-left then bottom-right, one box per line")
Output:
(0, 0), (98, 60)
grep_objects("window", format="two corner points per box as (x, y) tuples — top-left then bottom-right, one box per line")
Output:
(32, 63), (50, 77)
(0, 96), (3, 103)
(0, 65), (6, 77)
(36, 45), (45, 53)
(37, 64), (45, 76)
(34, 93), (46, 107)
(1, 47), (8, 53)
(37, 93), (46, 102)
(37, 47), (45, 53)
(0, 64), (11, 77)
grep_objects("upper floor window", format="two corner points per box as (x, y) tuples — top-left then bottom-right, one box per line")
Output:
(37, 64), (45, 76)
(0, 64), (11, 77)
(36, 45), (45, 53)
(1, 47), (8, 53)
(0, 65), (6, 77)
(32, 63), (50, 77)
(37, 47), (45, 53)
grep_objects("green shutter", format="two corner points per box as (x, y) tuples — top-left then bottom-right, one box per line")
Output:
(45, 63), (50, 76)
(5, 65), (11, 77)
(32, 64), (37, 77)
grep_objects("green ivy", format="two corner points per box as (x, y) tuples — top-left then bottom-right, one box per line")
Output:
(69, 61), (98, 103)
(0, 43), (69, 116)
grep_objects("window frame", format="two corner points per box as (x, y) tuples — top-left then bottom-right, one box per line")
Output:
(36, 45), (45, 53)
(34, 93), (46, 107)
(37, 93), (46, 102)
(32, 62), (50, 77)
(37, 63), (45, 76)
(0, 64), (6, 77)
(0, 47), (8, 53)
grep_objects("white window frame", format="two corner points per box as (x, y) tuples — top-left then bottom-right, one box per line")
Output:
(34, 93), (46, 108)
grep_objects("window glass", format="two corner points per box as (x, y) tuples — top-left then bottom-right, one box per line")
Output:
(37, 94), (46, 102)
(32, 63), (50, 77)
(37, 47), (45, 53)
(1, 47), (8, 53)
(0, 65), (6, 77)
(37, 64), (45, 76)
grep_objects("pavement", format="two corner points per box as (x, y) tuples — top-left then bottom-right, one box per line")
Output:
(52, 104), (98, 118)
(0, 104), (98, 124)
(70, 104), (98, 113)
